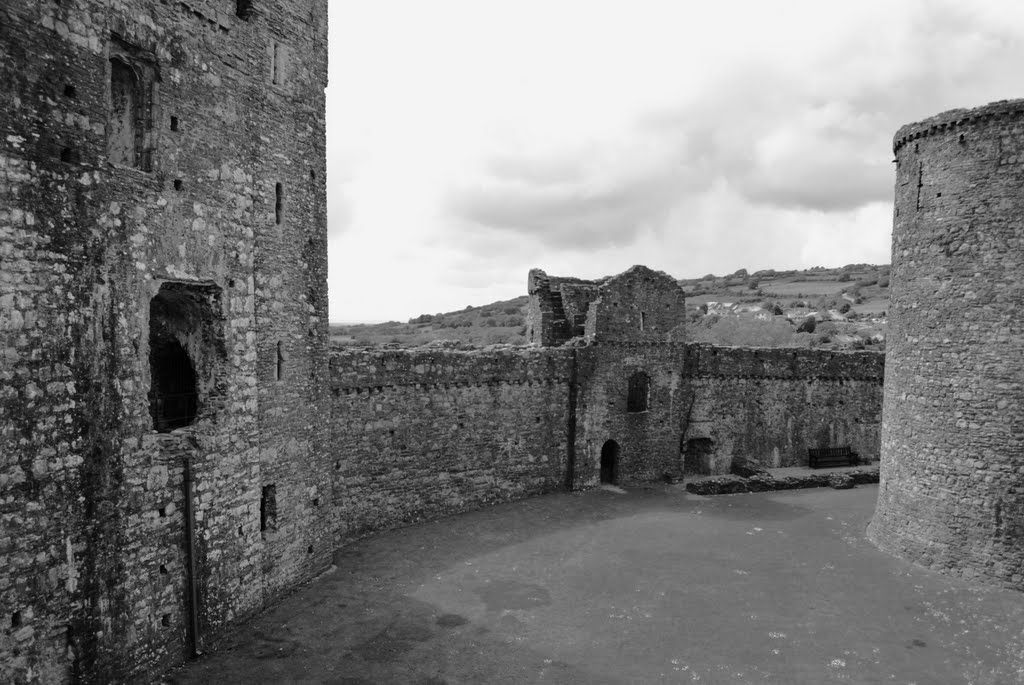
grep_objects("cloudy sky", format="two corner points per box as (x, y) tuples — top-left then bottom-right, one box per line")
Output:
(326, 0), (1024, 322)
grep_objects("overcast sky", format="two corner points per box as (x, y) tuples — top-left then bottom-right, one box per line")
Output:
(325, 0), (1024, 322)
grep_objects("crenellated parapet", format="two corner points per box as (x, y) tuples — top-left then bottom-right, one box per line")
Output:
(892, 98), (1024, 153)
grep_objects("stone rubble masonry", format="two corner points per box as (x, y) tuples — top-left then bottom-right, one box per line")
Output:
(0, 1), (328, 683)
(329, 346), (575, 541)
(329, 342), (883, 528)
(572, 343), (882, 487)
(685, 466), (879, 496)
(868, 99), (1024, 592)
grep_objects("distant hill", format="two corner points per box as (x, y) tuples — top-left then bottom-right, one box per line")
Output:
(330, 296), (530, 347)
(329, 264), (890, 350)
(681, 264), (890, 351)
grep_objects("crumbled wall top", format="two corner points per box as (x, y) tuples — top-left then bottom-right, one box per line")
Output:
(527, 265), (686, 347)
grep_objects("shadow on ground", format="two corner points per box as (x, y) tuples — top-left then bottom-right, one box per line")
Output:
(166, 485), (1024, 685)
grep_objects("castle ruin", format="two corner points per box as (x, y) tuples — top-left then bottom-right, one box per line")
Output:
(1, 1), (329, 681)
(869, 100), (1024, 591)
(7, 3), (1018, 683)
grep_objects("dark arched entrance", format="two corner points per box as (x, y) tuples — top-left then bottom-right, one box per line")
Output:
(600, 440), (620, 484)
(683, 437), (714, 476)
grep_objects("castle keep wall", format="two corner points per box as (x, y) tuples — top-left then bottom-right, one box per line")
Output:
(329, 347), (575, 541)
(869, 101), (1024, 590)
(685, 346), (883, 474)
(0, 2), (329, 682)
(572, 344), (883, 486)
(328, 343), (883, 496)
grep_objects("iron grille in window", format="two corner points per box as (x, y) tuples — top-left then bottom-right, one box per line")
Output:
(150, 338), (198, 432)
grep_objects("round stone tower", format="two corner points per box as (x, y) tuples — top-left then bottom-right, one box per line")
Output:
(868, 100), (1024, 589)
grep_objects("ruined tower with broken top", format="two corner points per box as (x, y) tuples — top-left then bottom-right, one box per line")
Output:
(869, 100), (1024, 591)
(0, 1), (330, 681)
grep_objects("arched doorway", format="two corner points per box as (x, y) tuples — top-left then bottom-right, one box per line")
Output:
(600, 440), (620, 484)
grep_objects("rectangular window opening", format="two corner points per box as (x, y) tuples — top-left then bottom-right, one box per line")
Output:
(627, 372), (650, 413)
(260, 484), (277, 532)
(236, 0), (253, 20)
(170, 116), (179, 131)
(275, 340), (285, 380)
(275, 182), (283, 225)
(271, 42), (280, 85)
(108, 38), (156, 172)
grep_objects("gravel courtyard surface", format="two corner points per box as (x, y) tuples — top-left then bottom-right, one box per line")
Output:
(167, 484), (1024, 684)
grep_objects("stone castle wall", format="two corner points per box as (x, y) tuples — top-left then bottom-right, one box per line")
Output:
(329, 343), (884, 496)
(0, 2), (329, 682)
(328, 347), (574, 541)
(685, 346), (883, 474)
(572, 344), (883, 486)
(869, 100), (1024, 590)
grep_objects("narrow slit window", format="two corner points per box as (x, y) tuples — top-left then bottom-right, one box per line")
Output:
(640, 311), (646, 331)
(275, 340), (285, 380)
(260, 484), (277, 532)
(275, 182), (283, 225)
(271, 42), (283, 85)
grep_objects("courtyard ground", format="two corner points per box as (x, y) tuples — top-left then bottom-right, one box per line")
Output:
(166, 484), (1024, 684)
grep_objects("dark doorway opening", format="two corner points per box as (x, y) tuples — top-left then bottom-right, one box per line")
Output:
(150, 337), (198, 431)
(600, 440), (619, 484)
(683, 437), (713, 476)
(148, 282), (225, 433)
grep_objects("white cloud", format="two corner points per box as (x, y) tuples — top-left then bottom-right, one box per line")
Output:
(326, 0), (1024, 322)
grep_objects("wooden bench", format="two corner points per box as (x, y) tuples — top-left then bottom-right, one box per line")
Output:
(808, 446), (857, 469)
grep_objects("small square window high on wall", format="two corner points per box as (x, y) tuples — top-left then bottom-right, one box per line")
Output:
(236, 1), (254, 20)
